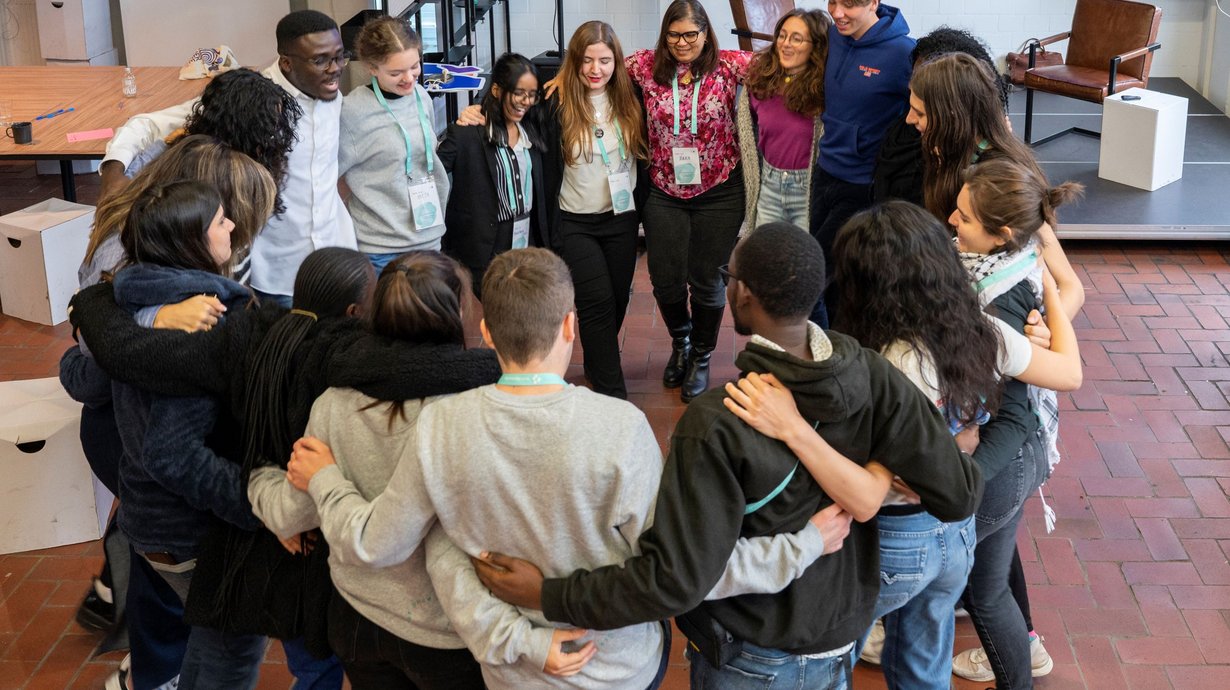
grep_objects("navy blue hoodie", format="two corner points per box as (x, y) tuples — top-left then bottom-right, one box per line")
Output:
(108, 265), (259, 556)
(820, 3), (915, 185)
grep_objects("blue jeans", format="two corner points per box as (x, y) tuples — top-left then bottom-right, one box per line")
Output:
(756, 161), (810, 229)
(252, 288), (293, 309)
(688, 642), (852, 689)
(178, 625), (266, 690)
(864, 511), (976, 690)
(964, 428), (1049, 690)
(282, 636), (344, 690)
(366, 252), (402, 273)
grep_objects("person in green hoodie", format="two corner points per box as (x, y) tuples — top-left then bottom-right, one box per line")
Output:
(473, 222), (982, 690)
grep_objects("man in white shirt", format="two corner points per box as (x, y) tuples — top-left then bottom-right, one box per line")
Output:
(99, 10), (356, 306)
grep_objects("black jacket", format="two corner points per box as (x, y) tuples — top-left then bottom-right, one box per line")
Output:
(871, 117), (924, 206)
(976, 280), (1042, 482)
(541, 330), (982, 654)
(437, 121), (552, 277)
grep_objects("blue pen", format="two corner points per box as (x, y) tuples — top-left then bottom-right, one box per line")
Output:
(36, 107), (75, 120)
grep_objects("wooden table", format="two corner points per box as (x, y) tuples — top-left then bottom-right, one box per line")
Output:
(0, 66), (208, 201)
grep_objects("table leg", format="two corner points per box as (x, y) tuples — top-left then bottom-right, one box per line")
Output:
(60, 160), (77, 202)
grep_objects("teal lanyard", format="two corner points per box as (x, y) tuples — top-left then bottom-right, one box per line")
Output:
(371, 78), (435, 176)
(497, 134), (533, 215)
(671, 72), (702, 136)
(498, 373), (567, 386)
(595, 120), (626, 169)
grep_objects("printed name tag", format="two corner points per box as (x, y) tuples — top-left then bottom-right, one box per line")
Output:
(672, 147), (701, 186)
(512, 216), (530, 249)
(407, 178), (443, 229)
(607, 171), (635, 214)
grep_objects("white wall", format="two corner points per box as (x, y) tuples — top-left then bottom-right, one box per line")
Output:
(506, 1), (1210, 86)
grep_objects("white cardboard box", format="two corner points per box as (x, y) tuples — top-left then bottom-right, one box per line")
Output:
(36, 0), (114, 61)
(0, 377), (112, 555)
(0, 199), (94, 326)
(1098, 88), (1188, 192)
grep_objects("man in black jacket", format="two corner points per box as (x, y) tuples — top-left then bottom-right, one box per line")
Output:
(475, 222), (982, 688)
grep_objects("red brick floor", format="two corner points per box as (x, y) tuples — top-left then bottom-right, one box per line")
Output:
(3, 161), (1230, 688)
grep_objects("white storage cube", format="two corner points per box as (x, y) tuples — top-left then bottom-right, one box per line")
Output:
(1098, 88), (1188, 192)
(36, 0), (114, 61)
(0, 378), (112, 555)
(0, 199), (94, 326)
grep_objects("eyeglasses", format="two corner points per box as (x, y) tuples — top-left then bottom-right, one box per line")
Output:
(666, 31), (702, 45)
(717, 264), (738, 285)
(510, 89), (540, 103)
(283, 52), (350, 70)
(776, 33), (813, 47)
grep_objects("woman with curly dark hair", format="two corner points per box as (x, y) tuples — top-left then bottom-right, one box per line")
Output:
(737, 8), (829, 231)
(825, 200), (1080, 690)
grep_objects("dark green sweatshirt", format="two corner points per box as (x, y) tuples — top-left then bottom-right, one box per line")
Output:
(541, 329), (982, 654)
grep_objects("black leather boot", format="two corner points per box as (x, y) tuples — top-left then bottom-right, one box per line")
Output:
(658, 298), (692, 388)
(681, 303), (725, 403)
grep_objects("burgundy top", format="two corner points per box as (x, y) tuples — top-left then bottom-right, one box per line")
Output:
(750, 93), (816, 171)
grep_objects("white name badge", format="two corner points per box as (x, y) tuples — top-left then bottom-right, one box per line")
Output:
(407, 178), (443, 229)
(672, 147), (701, 186)
(512, 216), (530, 249)
(607, 171), (635, 214)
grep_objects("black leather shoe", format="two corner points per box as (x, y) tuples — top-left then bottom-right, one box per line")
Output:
(76, 579), (116, 632)
(662, 336), (691, 388)
(680, 348), (713, 403)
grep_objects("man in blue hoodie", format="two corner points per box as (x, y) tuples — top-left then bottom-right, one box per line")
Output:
(812, 1), (914, 322)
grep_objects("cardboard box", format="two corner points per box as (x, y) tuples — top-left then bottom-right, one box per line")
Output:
(36, 0), (114, 61)
(1099, 88), (1188, 192)
(0, 199), (94, 326)
(0, 377), (112, 555)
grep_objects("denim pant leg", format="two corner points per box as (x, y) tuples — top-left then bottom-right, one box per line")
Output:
(178, 625), (267, 690)
(756, 162), (810, 230)
(688, 642), (851, 689)
(965, 430), (1048, 690)
(282, 636), (344, 690)
(874, 514), (976, 690)
(366, 252), (403, 273)
(252, 288), (293, 309)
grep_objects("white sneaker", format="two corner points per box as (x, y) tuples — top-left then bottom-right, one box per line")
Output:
(859, 618), (885, 665)
(952, 636), (1054, 681)
(104, 654), (131, 690)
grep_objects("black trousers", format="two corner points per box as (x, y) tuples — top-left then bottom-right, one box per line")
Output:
(558, 209), (640, 399)
(328, 592), (485, 690)
(809, 167), (873, 327)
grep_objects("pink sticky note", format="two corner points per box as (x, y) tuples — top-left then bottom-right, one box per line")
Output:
(66, 128), (114, 142)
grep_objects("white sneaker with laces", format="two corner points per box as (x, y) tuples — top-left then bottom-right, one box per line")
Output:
(952, 636), (1054, 681)
(859, 618), (885, 665)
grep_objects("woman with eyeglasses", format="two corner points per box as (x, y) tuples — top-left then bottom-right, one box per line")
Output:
(437, 53), (550, 297)
(340, 17), (451, 273)
(629, 0), (752, 404)
(737, 9), (830, 232)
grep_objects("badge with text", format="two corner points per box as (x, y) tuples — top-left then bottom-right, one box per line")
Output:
(407, 178), (443, 229)
(512, 217), (531, 249)
(672, 147), (701, 186)
(607, 170), (635, 214)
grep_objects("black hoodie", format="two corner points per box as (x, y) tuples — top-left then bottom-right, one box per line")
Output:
(542, 329), (981, 654)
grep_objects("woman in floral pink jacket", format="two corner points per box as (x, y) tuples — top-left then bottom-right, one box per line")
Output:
(631, 0), (750, 404)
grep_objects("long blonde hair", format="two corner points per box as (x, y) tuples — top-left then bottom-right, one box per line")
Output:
(86, 135), (276, 274)
(557, 21), (647, 167)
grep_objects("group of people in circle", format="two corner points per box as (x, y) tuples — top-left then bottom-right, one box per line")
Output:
(58, 1), (1088, 689)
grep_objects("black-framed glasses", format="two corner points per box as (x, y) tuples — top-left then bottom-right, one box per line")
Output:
(717, 264), (737, 285)
(666, 30), (702, 45)
(510, 88), (540, 103)
(283, 52), (350, 70)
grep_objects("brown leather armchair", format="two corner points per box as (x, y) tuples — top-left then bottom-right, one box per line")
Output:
(1023, 0), (1162, 146)
(729, 0), (794, 51)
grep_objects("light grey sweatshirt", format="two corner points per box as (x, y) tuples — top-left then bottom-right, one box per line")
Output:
(339, 84), (451, 254)
(248, 387), (466, 650)
(309, 384), (829, 688)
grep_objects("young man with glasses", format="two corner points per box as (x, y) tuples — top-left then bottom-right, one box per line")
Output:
(100, 9), (357, 309)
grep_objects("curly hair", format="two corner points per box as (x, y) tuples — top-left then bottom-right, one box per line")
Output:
(833, 201), (1002, 425)
(182, 68), (302, 217)
(910, 52), (1037, 221)
(557, 21), (648, 166)
(910, 26), (1008, 112)
(744, 9), (830, 116)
